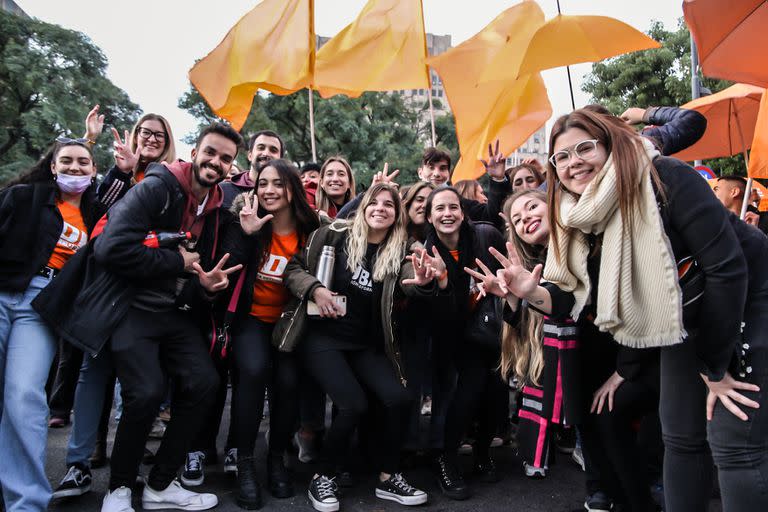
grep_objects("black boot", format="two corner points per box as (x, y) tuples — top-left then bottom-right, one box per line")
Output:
(434, 453), (470, 500)
(237, 456), (262, 510)
(267, 453), (294, 499)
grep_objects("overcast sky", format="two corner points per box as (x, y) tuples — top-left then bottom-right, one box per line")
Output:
(17, 0), (683, 158)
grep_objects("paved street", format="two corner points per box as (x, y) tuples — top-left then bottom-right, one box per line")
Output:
(44, 395), (722, 512)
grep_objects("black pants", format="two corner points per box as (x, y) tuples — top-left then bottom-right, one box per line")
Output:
(301, 337), (411, 475)
(593, 371), (659, 511)
(231, 316), (299, 458)
(108, 307), (218, 491)
(191, 352), (236, 455)
(48, 339), (84, 418)
(444, 347), (500, 462)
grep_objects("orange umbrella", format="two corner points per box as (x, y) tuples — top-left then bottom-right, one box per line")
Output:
(672, 83), (764, 161)
(684, 0), (768, 87)
(479, 12), (659, 84)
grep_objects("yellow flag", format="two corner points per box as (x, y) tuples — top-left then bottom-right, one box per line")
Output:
(314, 0), (429, 99)
(748, 89), (768, 178)
(427, 1), (552, 181)
(189, 0), (315, 130)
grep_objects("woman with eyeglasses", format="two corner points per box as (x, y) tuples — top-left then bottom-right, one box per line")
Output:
(97, 112), (177, 209)
(495, 108), (761, 511)
(0, 138), (99, 511)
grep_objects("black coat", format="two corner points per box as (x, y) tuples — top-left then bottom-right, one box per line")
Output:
(545, 156), (747, 381)
(0, 181), (101, 292)
(33, 164), (232, 355)
(642, 106), (707, 156)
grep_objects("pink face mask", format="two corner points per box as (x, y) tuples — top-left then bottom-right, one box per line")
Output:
(55, 173), (93, 195)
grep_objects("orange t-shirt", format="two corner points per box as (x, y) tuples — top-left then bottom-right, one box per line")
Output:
(449, 250), (460, 262)
(249, 231), (300, 323)
(47, 200), (88, 270)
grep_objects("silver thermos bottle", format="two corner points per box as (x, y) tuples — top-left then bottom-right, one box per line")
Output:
(316, 246), (335, 288)
(308, 246), (336, 316)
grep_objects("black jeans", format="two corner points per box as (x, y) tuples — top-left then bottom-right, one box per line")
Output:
(444, 347), (499, 462)
(48, 339), (84, 418)
(231, 317), (299, 457)
(301, 338), (411, 475)
(190, 352), (236, 455)
(109, 307), (218, 491)
(708, 296), (768, 512)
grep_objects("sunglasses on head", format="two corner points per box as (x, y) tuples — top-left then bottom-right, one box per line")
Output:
(56, 136), (91, 146)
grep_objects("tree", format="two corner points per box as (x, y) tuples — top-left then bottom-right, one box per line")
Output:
(582, 19), (744, 176)
(179, 85), (459, 187)
(0, 10), (140, 184)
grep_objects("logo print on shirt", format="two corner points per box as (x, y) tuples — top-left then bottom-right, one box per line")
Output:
(351, 265), (372, 293)
(58, 222), (86, 251)
(257, 254), (289, 284)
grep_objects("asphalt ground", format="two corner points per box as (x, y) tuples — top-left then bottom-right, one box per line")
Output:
(44, 393), (723, 512)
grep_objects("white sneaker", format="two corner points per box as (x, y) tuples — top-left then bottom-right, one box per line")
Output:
(141, 480), (218, 511)
(101, 487), (135, 512)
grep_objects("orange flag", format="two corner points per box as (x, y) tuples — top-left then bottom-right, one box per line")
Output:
(748, 90), (768, 178)
(189, 0), (315, 130)
(427, 1), (552, 181)
(313, 0), (429, 99)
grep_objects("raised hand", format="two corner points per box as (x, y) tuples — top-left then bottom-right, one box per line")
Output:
(239, 192), (274, 235)
(403, 248), (437, 287)
(620, 107), (647, 126)
(464, 258), (506, 298)
(490, 242), (542, 299)
(84, 104), (105, 142)
(111, 127), (140, 173)
(372, 162), (401, 187)
(480, 139), (506, 181)
(192, 253), (243, 294)
(521, 157), (544, 174)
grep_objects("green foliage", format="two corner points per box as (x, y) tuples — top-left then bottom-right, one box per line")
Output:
(582, 18), (744, 176)
(179, 84), (459, 188)
(0, 10), (140, 184)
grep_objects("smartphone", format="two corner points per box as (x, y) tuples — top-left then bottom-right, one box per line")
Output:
(307, 295), (347, 316)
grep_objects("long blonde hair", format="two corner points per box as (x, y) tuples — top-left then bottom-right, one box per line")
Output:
(345, 183), (406, 282)
(316, 156), (357, 214)
(499, 189), (547, 385)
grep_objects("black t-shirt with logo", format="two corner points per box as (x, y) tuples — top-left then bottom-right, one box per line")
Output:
(308, 243), (383, 351)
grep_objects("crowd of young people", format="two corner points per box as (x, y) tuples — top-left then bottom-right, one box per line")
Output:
(0, 102), (766, 512)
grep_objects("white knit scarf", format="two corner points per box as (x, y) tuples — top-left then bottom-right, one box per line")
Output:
(543, 138), (686, 348)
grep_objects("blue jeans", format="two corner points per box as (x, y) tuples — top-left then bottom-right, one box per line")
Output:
(0, 276), (58, 512)
(66, 351), (113, 467)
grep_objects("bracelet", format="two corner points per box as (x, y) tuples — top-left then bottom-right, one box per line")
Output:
(86, 138), (96, 145)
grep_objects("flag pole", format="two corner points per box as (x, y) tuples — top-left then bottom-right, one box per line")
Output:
(419, 0), (437, 147)
(556, 0), (576, 110)
(308, 88), (317, 161)
(427, 83), (437, 147)
(735, 111), (752, 219)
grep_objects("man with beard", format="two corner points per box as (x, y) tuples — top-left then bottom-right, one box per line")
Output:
(221, 129), (284, 208)
(91, 123), (244, 512)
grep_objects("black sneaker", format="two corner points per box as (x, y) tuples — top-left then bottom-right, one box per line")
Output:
(52, 465), (92, 499)
(180, 451), (205, 487)
(434, 454), (470, 500)
(375, 473), (428, 506)
(585, 491), (614, 511)
(473, 456), (500, 483)
(308, 475), (339, 512)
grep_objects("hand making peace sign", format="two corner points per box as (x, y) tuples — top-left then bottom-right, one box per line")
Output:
(239, 192), (274, 235)
(192, 253), (243, 294)
(111, 127), (140, 173)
